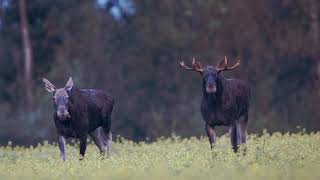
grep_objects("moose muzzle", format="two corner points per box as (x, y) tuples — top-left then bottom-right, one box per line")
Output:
(57, 106), (71, 120)
(206, 83), (217, 93)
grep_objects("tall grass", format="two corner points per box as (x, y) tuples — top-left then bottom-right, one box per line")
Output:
(0, 132), (319, 179)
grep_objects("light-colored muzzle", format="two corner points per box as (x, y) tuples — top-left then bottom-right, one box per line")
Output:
(206, 84), (217, 93)
(57, 106), (71, 120)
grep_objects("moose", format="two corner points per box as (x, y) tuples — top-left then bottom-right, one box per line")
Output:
(43, 77), (114, 160)
(179, 57), (250, 152)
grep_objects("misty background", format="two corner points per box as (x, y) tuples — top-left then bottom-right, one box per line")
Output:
(0, 0), (319, 145)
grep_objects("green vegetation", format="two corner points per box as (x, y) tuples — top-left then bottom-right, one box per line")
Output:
(0, 132), (319, 179)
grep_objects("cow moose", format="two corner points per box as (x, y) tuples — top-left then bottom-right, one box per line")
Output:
(43, 77), (114, 160)
(179, 57), (250, 152)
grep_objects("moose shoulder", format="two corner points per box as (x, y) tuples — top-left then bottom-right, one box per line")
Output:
(43, 77), (114, 160)
(180, 57), (250, 152)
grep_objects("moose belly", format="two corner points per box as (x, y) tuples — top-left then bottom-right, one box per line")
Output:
(206, 113), (231, 126)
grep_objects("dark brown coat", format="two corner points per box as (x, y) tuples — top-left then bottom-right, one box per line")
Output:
(43, 77), (114, 160)
(180, 57), (250, 152)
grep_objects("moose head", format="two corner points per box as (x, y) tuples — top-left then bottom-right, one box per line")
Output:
(43, 77), (74, 121)
(179, 56), (240, 94)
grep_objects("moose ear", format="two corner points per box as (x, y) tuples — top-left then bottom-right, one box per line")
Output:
(43, 78), (56, 93)
(65, 77), (74, 91)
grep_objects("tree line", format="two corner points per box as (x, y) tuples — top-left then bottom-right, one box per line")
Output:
(0, 0), (319, 144)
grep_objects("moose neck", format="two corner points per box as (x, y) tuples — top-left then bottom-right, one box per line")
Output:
(67, 86), (81, 105)
(203, 75), (225, 108)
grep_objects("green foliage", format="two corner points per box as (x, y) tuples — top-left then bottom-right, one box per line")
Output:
(0, 133), (319, 179)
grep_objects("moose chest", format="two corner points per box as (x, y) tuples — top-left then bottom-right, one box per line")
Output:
(54, 118), (87, 138)
(201, 99), (236, 127)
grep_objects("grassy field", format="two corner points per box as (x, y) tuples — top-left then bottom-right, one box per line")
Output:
(0, 132), (319, 180)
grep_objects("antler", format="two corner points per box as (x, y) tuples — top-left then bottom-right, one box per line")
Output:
(215, 56), (240, 71)
(179, 58), (204, 73)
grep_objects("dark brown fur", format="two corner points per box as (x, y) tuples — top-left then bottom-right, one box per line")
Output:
(201, 74), (250, 152)
(180, 58), (250, 152)
(43, 77), (114, 160)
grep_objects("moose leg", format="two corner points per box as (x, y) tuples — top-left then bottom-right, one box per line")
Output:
(58, 135), (67, 161)
(90, 127), (107, 155)
(102, 116), (112, 157)
(205, 124), (216, 149)
(79, 135), (87, 159)
(230, 124), (241, 153)
(103, 131), (112, 157)
(238, 113), (248, 144)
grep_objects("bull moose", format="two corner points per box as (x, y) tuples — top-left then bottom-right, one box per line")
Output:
(43, 77), (114, 160)
(179, 57), (250, 152)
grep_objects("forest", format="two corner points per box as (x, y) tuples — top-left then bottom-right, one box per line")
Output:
(0, 0), (319, 144)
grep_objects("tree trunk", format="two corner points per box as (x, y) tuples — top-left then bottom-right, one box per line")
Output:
(309, 0), (320, 81)
(19, 0), (34, 109)
(310, 0), (319, 48)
